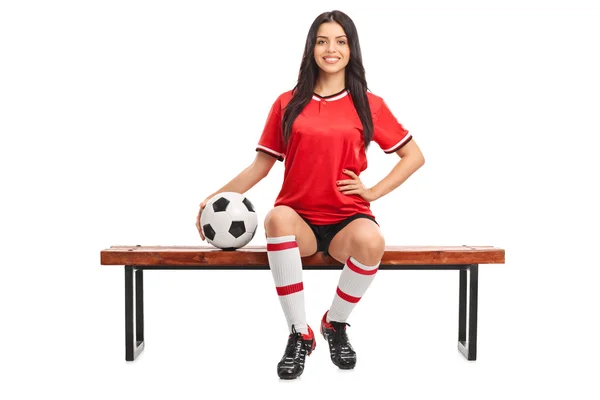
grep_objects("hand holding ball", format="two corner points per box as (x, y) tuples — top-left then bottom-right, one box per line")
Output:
(199, 192), (258, 250)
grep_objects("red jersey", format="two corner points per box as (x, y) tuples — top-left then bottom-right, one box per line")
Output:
(256, 88), (412, 225)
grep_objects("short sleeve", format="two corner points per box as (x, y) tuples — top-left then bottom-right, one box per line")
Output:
(373, 99), (412, 154)
(255, 96), (286, 162)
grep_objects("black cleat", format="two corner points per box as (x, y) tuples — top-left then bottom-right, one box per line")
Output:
(277, 325), (316, 379)
(320, 311), (357, 369)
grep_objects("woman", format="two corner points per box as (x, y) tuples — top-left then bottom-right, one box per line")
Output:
(196, 10), (424, 379)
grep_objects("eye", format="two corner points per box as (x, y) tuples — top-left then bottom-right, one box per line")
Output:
(338, 40), (346, 45)
(317, 40), (325, 44)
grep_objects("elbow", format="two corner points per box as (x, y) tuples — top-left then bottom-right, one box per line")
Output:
(416, 147), (425, 167)
(409, 153), (425, 169)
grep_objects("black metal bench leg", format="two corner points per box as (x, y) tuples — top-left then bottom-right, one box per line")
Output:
(125, 266), (145, 361)
(458, 264), (478, 360)
(136, 269), (144, 344)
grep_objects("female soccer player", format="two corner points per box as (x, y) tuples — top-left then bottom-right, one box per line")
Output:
(196, 10), (424, 379)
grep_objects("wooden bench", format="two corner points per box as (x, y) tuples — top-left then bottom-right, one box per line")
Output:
(100, 245), (505, 362)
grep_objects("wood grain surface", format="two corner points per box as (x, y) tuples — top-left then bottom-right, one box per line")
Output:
(101, 245), (505, 266)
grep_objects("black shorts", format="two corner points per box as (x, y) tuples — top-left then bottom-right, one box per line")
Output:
(299, 213), (379, 257)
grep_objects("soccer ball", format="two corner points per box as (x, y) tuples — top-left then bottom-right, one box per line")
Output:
(200, 192), (258, 250)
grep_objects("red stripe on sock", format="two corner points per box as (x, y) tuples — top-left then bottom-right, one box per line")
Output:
(336, 287), (361, 303)
(347, 258), (378, 275)
(267, 241), (298, 251)
(276, 282), (304, 296)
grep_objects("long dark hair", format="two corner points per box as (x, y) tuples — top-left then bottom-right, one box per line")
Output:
(282, 10), (374, 150)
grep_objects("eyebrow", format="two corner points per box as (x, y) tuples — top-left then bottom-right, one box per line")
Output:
(316, 35), (347, 39)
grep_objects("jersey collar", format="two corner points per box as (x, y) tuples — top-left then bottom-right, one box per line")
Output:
(312, 88), (349, 102)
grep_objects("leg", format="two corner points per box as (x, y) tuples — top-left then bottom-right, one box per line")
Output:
(264, 206), (318, 379)
(125, 266), (145, 361)
(264, 206), (318, 333)
(135, 269), (144, 344)
(326, 217), (385, 321)
(458, 264), (478, 360)
(320, 217), (384, 369)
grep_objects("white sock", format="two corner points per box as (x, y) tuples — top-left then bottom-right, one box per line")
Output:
(267, 235), (308, 335)
(327, 256), (380, 323)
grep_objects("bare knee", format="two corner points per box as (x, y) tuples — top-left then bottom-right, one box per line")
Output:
(264, 206), (317, 257)
(352, 231), (385, 264)
(264, 206), (296, 237)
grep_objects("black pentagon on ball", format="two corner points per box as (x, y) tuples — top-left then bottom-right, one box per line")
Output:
(242, 197), (255, 212)
(212, 197), (230, 212)
(229, 221), (246, 238)
(203, 224), (216, 240)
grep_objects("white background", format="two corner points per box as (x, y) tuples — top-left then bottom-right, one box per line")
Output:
(1, 0), (599, 398)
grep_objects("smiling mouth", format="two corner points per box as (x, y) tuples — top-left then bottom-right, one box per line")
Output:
(323, 57), (340, 64)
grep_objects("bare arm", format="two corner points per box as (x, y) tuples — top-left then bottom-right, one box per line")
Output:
(203, 152), (276, 199)
(196, 152), (278, 239)
(369, 139), (425, 201)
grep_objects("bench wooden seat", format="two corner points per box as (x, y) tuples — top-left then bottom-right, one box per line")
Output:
(100, 245), (505, 362)
(101, 245), (504, 267)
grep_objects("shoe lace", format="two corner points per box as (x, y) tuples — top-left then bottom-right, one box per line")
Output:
(330, 321), (351, 348)
(284, 325), (307, 361)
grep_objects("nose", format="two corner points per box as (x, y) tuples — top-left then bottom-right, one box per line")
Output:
(327, 41), (337, 53)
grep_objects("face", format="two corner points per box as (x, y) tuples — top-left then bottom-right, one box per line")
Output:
(313, 22), (350, 75)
